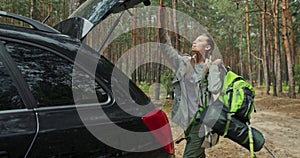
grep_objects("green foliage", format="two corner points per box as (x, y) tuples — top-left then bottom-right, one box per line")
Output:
(257, 85), (299, 92)
(137, 69), (174, 99)
(281, 86), (299, 92)
(282, 86), (289, 91)
(160, 69), (174, 95)
(256, 86), (266, 90)
(138, 81), (150, 92)
(0, 0), (72, 26)
(295, 64), (300, 82)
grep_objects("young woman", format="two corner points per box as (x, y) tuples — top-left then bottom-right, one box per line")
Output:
(159, 28), (225, 158)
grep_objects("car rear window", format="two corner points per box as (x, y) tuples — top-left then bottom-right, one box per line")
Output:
(5, 41), (110, 107)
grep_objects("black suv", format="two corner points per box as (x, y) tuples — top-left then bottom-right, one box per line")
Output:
(0, 0), (174, 157)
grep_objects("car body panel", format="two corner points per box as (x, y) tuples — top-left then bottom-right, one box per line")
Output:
(0, 109), (36, 158)
(0, 24), (174, 157)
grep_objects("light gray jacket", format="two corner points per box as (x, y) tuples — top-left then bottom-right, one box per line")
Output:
(160, 33), (224, 130)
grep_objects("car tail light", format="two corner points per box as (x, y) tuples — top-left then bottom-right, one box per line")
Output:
(142, 108), (174, 155)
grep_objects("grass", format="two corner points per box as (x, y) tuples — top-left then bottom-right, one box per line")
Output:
(256, 85), (299, 91)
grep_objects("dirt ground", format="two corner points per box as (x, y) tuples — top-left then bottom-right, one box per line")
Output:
(163, 89), (300, 158)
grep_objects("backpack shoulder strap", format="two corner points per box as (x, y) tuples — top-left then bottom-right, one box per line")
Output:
(175, 106), (204, 144)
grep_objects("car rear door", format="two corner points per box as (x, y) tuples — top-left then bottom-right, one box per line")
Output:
(0, 41), (37, 158)
(54, 0), (151, 40)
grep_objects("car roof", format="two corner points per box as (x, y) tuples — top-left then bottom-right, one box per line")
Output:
(0, 24), (81, 58)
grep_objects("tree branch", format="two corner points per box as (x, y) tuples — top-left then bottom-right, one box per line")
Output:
(251, 50), (263, 61)
(252, 0), (272, 16)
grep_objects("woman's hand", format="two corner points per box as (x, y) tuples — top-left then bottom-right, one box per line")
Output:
(213, 59), (223, 66)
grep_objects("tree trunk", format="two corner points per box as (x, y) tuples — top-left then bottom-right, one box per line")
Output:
(131, 8), (137, 83)
(273, 0), (282, 94)
(225, 41), (229, 68)
(118, 43), (123, 71)
(239, 24), (243, 76)
(154, 0), (165, 100)
(267, 13), (277, 96)
(181, 7), (188, 54)
(56, 0), (61, 24)
(138, 13), (145, 83)
(125, 43), (129, 76)
(262, 0), (270, 95)
(245, 0), (253, 85)
(172, 0), (180, 51)
(285, 1), (295, 66)
(69, 0), (72, 15)
(0, 1), (2, 23)
(107, 17), (113, 61)
(282, 0), (296, 98)
(69, 0), (75, 15)
(285, 1), (296, 94)
(48, 0), (53, 25)
(258, 14), (263, 86)
(63, 0), (66, 19)
(43, 0), (47, 21)
(8, 0), (13, 23)
(30, 0), (34, 19)
(147, 15), (152, 83)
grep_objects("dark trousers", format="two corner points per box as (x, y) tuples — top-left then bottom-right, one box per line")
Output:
(183, 121), (206, 158)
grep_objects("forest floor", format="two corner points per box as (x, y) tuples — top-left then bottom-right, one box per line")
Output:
(160, 89), (300, 158)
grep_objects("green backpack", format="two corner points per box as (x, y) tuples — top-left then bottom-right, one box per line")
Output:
(180, 70), (258, 158)
(218, 71), (258, 158)
(219, 70), (256, 122)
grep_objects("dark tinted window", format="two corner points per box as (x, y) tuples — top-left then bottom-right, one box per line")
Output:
(6, 43), (74, 107)
(0, 54), (25, 110)
(72, 68), (109, 104)
(5, 42), (109, 107)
